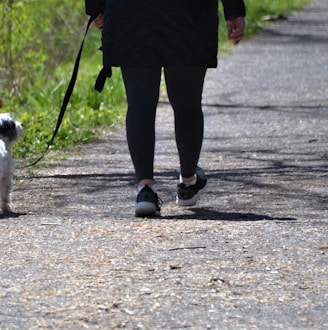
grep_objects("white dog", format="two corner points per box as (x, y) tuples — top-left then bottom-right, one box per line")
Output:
(0, 113), (23, 213)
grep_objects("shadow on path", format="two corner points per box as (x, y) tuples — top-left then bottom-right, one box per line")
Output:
(162, 208), (298, 222)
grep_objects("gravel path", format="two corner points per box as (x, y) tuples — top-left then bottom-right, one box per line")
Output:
(1, 1), (327, 329)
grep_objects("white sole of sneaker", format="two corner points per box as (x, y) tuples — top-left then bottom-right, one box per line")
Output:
(135, 201), (157, 217)
(176, 186), (206, 207)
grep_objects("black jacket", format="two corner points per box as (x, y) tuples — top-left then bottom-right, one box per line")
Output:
(85, 0), (245, 68)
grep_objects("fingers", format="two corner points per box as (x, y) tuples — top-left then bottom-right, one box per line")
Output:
(227, 16), (246, 45)
(94, 14), (104, 31)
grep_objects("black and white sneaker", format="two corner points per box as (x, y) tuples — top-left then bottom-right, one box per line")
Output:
(135, 185), (162, 217)
(176, 167), (207, 207)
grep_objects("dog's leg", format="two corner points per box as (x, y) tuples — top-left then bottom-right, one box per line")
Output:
(1, 176), (12, 212)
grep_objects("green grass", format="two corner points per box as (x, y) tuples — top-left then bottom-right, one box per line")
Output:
(12, 32), (126, 164)
(4, 0), (313, 164)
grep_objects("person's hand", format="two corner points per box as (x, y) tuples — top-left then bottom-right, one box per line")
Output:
(226, 16), (245, 45)
(94, 14), (104, 31)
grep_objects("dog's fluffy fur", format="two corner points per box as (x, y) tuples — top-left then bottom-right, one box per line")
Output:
(0, 113), (23, 212)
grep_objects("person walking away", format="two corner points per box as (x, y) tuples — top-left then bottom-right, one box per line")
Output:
(85, 0), (246, 217)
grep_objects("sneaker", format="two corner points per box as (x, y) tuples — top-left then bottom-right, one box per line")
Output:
(176, 167), (207, 207)
(135, 185), (162, 217)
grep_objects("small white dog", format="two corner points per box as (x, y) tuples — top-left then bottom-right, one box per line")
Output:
(0, 113), (23, 213)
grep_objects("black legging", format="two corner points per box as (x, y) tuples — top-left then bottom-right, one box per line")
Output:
(121, 66), (206, 182)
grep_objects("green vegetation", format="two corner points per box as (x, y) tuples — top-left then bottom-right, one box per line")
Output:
(0, 0), (312, 164)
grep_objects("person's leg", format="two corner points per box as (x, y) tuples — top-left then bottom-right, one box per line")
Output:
(121, 67), (162, 185)
(164, 66), (207, 206)
(164, 66), (206, 181)
(121, 67), (162, 216)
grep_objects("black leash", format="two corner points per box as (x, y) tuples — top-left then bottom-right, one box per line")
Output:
(22, 16), (95, 168)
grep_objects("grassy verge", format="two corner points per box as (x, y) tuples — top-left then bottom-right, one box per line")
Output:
(12, 38), (126, 164)
(8, 0), (313, 164)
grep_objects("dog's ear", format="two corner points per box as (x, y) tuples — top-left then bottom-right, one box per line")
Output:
(0, 119), (17, 140)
